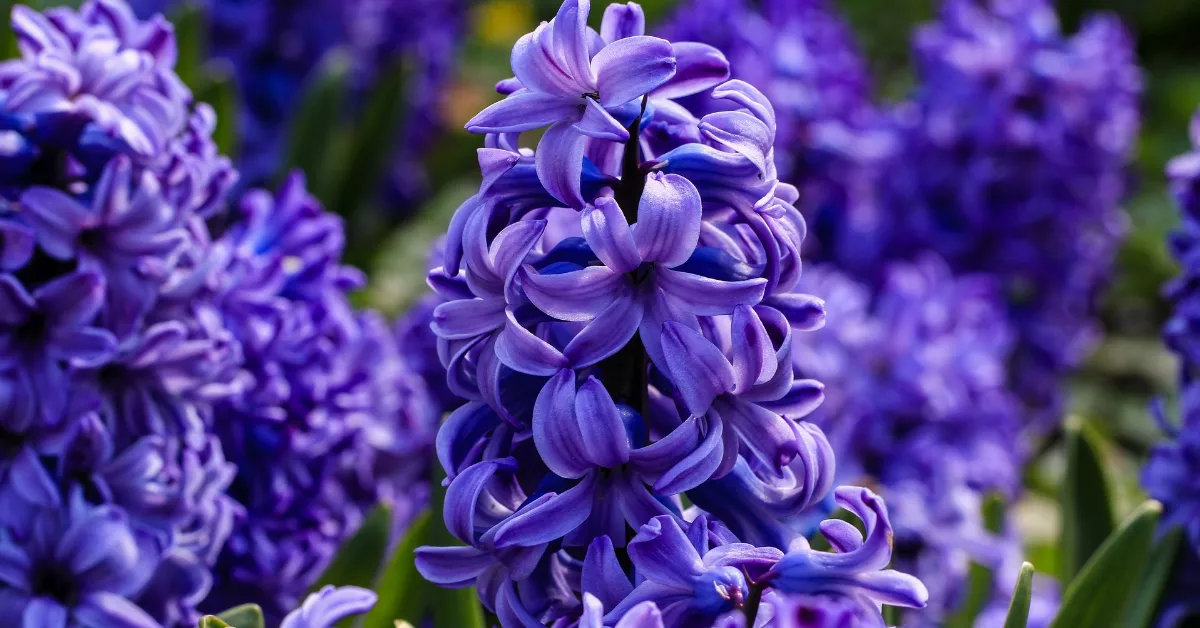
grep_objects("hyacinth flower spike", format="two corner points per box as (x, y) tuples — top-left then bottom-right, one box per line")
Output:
(278, 585), (378, 628)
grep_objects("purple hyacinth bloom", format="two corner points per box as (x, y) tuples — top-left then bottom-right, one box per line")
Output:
(414, 1), (925, 625)
(279, 585), (378, 628)
(0, 489), (160, 628)
(203, 172), (436, 620)
(875, 0), (1140, 429)
(1, 0), (189, 157)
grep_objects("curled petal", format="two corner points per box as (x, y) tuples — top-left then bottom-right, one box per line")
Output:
(582, 197), (641, 274)
(714, 398), (799, 475)
(575, 376), (632, 468)
(700, 111), (773, 175)
(431, 298), (506, 341)
(511, 28), (582, 98)
(600, 3), (645, 42)
(574, 98), (630, 141)
(614, 601), (666, 628)
(415, 546), (493, 587)
(466, 90), (579, 133)
(562, 291), (644, 367)
(765, 293), (826, 331)
(656, 269), (766, 316)
(651, 42), (731, 100)
(730, 305), (776, 394)
(660, 322), (733, 416)
(536, 121), (588, 208)
(712, 79), (776, 136)
(532, 369), (592, 478)
(552, 0), (596, 90)
(583, 536), (634, 609)
(627, 515), (704, 589)
(489, 219), (549, 291)
(592, 36), (677, 107)
(520, 264), (626, 321)
(633, 172), (701, 267)
(652, 414), (724, 495)
(279, 586), (378, 628)
(494, 308), (567, 376)
(445, 460), (506, 543)
(492, 473), (597, 547)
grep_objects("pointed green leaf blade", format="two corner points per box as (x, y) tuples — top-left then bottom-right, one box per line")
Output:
(168, 1), (207, 92)
(1003, 562), (1035, 628)
(1050, 500), (1162, 628)
(0, 0), (18, 61)
(194, 61), (240, 160)
(311, 503), (393, 593)
(281, 47), (351, 197)
(1123, 528), (1183, 628)
(1059, 417), (1115, 585)
(360, 510), (435, 628)
(199, 616), (231, 628)
(216, 603), (264, 628)
(430, 583), (486, 628)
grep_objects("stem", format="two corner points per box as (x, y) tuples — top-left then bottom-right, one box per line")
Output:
(743, 583), (765, 626)
(602, 97), (650, 416)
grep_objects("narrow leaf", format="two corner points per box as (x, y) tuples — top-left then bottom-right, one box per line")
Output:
(199, 617), (231, 628)
(1003, 562), (1035, 628)
(431, 585), (486, 628)
(311, 504), (394, 592)
(168, 1), (207, 91)
(0, 0), (17, 61)
(1123, 529), (1184, 628)
(1051, 500), (1163, 628)
(217, 603), (264, 628)
(282, 47), (352, 198)
(360, 510), (435, 628)
(1059, 417), (1115, 585)
(195, 61), (240, 160)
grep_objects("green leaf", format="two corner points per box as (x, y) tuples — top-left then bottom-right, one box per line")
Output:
(281, 48), (352, 198)
(329, 56), (411, 263)
(360, 511), (436, 628)
(198, 617), (231, 628)
(311, 504), (393, 593)
(168, 1), (207, 92)
(1059, 417), (1115, 585)
(0, 0), (18, 62)
(1003, 562), (1035, 628)
(1051, 500), (1162, 628)
(1123, 528), (1183, 628)
(430, 584), (486, 628)
(194, 61), (240, 160)
(216, 603), (264, 628)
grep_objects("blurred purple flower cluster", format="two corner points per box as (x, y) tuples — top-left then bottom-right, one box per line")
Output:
(411, 1), (928, 625)
(659, 0), (1139, 623)
(1142, 109), (1200, 626)
(129, 0), (466, 208)
(0, 1), (435, 625)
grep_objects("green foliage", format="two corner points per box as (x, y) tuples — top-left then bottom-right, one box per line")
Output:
(1059, 418), (1116, 585)
(282, 48), (352, 197)
(216, 603), (264, 628)
(311, 504), (394, 592)
(1051, 500), (1163, 628)
(198, 617), (231, 628)
(1003, 562), (1035, 628)
(169, 2), (207, 92)
(360, 510), (436, 628)
(1123, 529), (1184, 628)
(946, 494), (1006, 628)
(194, 63), (240, 159)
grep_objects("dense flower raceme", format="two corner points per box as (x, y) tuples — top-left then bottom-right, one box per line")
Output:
(1143, 108), (1200, 625)
(870, 0), (1140, 430)
(790, 257), (1034, 623)
(659, 0), (895, 267)
(0, 1), (434, 626)
(412, 1), (926, 626)
(199, 172), (439, 621)
(0, 2), (244, 625)
(129, 0), (466, 207)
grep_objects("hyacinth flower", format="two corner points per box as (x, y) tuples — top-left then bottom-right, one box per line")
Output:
(865, 0), (1141, 430)
(201, 172), (437, 621)
(277, 585), (378, 628)
(1141, 107), (1200, 625)
(412, 1), (926, 625)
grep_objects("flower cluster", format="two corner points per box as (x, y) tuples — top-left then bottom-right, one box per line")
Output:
(1142, 108), (1200, 625)
(792, 256), (1025, 622)
(128, 0), (466, 207)
(875, 0), (1141, 429)
(199, 172), (439, 621)
(0, 1), (240, 625)
(412, 1), (927, 626)
(0, 1), (437, 626)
